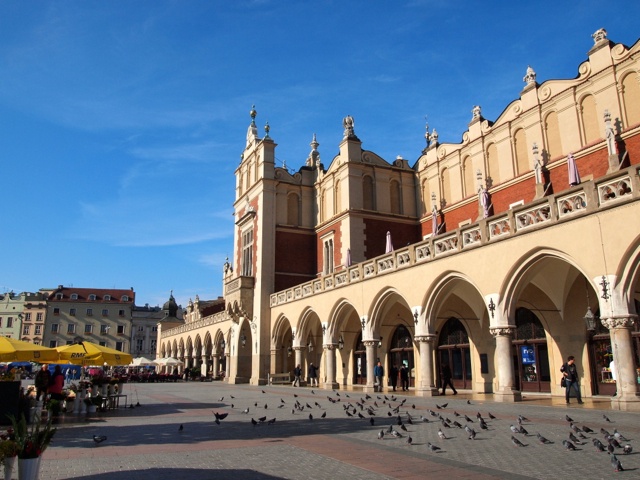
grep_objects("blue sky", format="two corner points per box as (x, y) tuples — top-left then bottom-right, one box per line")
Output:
(1, 1), (638, 308)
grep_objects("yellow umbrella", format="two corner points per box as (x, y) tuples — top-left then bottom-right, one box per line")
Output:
(0, 336), (60, 363)
(56, 341), (133, 366)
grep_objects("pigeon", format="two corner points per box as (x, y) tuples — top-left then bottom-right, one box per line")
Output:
(214, 418), (220, 425)
(406, 436), (413, 445)
(479, 418), (488, 430)
(309, 414), (313, 421)
(593, 439), (606, 452)
(562, 440), (577, 451)
(453, 421), (463, 429)
(230, 395), (235, 399)
(570, 423), (581, 433)
(420, 416), (429, 423)
(601, 428), (611, 436)
(218, 397), (224, 402)
(614, 430), (629, 442)
(391, 430), (403, 438)
(387, 424), (394, 433)
(607, 443), (615, 454)
(465, 426), (476, 440)
(565, 414), (573, 422)
(537, 433), (553, 444)
(488, 412), (496, 420)
(518, 425), (529, 436)
(400, 424), (408, 432)
(378, 430), (384, 440)
(510, 425), (520, 434)
(569, 432), (582, 444)
(467, 400), (471, 405)
(213, 412), (228, 421)
(611, 453), (624, 472)
(264, 404), (268, 409)
(178, 424), (184, 432)
(261, 390), (266, 394)
(582, 425), (594, 434)
(427, 442), (441, 452)
(242, 407), (250, 414)
(251, 418), (257, 426)
(464, 415), (474, 423)
(321, 412), (326, 419)
(258, 416), (267, 422)
(623, 444), (632, 455)
(603, 414), (611, 422)
(438, 429), (447, 440)
(267, 418), (276, 425)
(609, 438), (621, 449)
(511, 436), (526, 447)
(518, 415), (529, 422)
(93, 435), (107, 445)
(311, 390), (315, 394)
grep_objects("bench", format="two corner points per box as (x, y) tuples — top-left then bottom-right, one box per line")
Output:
(268, 372), (291, 385)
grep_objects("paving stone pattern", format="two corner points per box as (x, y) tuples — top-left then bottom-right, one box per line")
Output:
(25, 383), (639, 479)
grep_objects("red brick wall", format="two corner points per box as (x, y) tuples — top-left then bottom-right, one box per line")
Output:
(316, 222), (344, 273)
(275, 229), (316, 290)
(363, 218), (421, 258)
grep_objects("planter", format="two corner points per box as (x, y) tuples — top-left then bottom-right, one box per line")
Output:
(3, 455), (16, 480)
(17, 457), (41, 480)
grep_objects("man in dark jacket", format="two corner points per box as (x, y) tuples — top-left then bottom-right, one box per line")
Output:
(560, 355), (584, 404)
(441, 363), (457, 395)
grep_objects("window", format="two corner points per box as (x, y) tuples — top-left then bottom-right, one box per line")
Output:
(322, 234), (334, 275)
(241, 228), (254, 276)
(100, 324), (109, 334)
(51, 323), (59, 333)
(121, 295), (129, 302)
(22, 325), (30, 335)
(136, 338), (144, 352)
(67, 324), (76, 334)
(84, 324), (93, 334)
(152, 326), (158, 332)
(7, 317), (13, 328)
(36, 313), (43, 321)
(49, 340), (57, 348)
(115, 341), (124, 352)
(118, 309), (125, 317)
(70, 294), (78, 300)
(86, 308), (93, 316)
(117, 325), (126, 335)
(104, 295), (111, 301)
(55, 293), (63, 300)
(53, 307), (60, 316)
(25, 313), (32, 321)
(138, 326), (144, 332)
(35, 325), (42, 335)
(88, 294), (96, 301)
(150, 339), (157, 352)
(70, 308), (76, 316)
(102, 309), (109, 317)
(99, 341), (106, 347)
(0, 317), (3, 327)
(66, 340), (73, 345)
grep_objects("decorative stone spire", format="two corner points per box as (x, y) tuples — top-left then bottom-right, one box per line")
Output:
(306, 133), (321, 167)
(471, 105), (482, 120)
(523, 65), (536, 85)
(245, 105), (259, 149)
(424, 117), (431, 147)
(592, 28), (608, 44)
(264, 121), (271, 140)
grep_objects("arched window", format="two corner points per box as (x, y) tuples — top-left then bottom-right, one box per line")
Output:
(622, 71), (640, 127)
(581, 94), (599, 145)
(514, 308), (546, 340)
(462, 156), (474, 198)
(363, 175), (375, 210)
(544, 111), (562, 160)
(437, 318), (471, 389)
(334, 180), (341, 215)
(389, 179), (401, 214)
(486, 143), (499, 186)
(513, 129), (529, 176)
(287, 193), (299, 226)
(439, 318), (469, 345)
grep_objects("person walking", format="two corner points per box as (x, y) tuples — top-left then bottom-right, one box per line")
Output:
(292, 364), (302, 387)
(400, 364), (410, 391)
(374, 361), (384, 392)
(308, 362), (319, 387)
(390, 363), (398, 391)
(48, 365), (65, 401)
(560, 355), (584, 404)
(34, 364), (51, 401)
(441, 363), (457, 395)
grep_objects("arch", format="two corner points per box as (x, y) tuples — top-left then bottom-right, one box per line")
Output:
(462, 156), (474, 198)
(544, 111), (562, 160)
(615, 232), (640, 313)
(437, 317), (472, 390)
(390, 179), (401, 214)
(363, 175), (375, 210)
(580, 94), (599, 144)
(367, 287), (412, 335)
(287, 192), (300, 226)
(621, 70), (640, 127)
(486, 143), (499, 186)
(440, 167), (451, 206)
(513, 128), (529, 176)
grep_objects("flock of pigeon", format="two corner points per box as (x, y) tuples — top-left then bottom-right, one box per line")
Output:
(92, 389), (634, 475)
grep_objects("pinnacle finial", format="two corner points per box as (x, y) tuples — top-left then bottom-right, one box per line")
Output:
(250, 105), (257, 125)
(264, 121), (270, 138)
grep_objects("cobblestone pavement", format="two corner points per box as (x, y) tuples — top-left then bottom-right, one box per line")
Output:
(16, 382), (638, 480)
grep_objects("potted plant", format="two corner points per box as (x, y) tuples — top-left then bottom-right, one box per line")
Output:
(8, 414), (56, 480)
(46, 399), (62, 417)
(1, 429), (19, 480)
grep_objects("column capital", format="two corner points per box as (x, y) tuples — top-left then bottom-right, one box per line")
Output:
(414, 335), (437, 344)
(363, 340), (378, 348)
(490, 326), (515, 337)
(293, 346), (305, 351)
(323, 343), (337, 351)
(601, 315), (637, 329)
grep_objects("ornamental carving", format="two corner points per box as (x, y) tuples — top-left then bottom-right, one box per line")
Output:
(414, 335), (437, 344)
(601, 316), (637, 329)
(362, 340), (378, 348)
(489, 326), (516, 337)
(323, 343), (337, 351)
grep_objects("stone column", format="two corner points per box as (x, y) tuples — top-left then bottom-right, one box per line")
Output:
(201, 355), (209, 377)
(224, 352), (231, 381)
(415, 335), (439, 396)
(212, 354), (220, 378)
(294, 347), (303, 370)
(490, 326), (522, 402)
(603, 316), (640, 411)
(363, 340), (377, 393)
(323, 344), (338, 389)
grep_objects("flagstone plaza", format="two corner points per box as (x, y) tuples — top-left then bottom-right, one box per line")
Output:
(27, 382), (639, 480)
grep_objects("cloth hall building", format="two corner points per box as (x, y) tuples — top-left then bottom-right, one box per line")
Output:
(158, 29), (640, 410)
